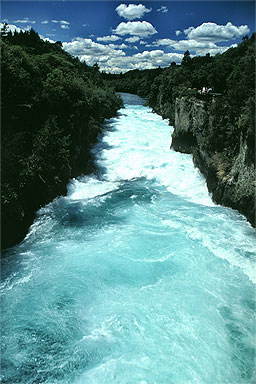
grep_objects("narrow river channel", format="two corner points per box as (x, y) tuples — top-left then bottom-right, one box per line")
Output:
(1, 93), (255, 384)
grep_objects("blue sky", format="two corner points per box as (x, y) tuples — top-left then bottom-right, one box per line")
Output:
(1, 1), (255, 72)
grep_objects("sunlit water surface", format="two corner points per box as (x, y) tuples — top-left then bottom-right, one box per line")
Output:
(1, 93), (255, 384)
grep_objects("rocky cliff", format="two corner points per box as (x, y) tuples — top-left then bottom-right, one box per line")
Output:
(171, 96), (255, 227)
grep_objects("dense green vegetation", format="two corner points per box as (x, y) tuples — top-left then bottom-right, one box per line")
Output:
(1, 26), (255, 248)
(106, 34), (255, 160)
(1, 26), (122, 249)
(106, 35), (255, 150)
(102, 67), (164, 97)
(105, 34), (255, 225)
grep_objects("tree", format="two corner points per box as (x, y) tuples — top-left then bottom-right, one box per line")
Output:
(181, 50), (191, 67)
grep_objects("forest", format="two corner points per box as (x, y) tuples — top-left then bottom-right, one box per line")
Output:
(105, 33), (255, 146)
(1, 26), (123, 249)
(104, 34), (255, 226)
(1, 26), (255, 249)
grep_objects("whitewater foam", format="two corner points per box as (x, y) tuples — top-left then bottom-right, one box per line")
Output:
(1, 93), (255, 384)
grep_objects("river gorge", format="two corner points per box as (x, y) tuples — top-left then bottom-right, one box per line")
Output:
(1, 93), (255, 384)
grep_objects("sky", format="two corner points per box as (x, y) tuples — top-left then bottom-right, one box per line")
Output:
(1, 1), (255, 73)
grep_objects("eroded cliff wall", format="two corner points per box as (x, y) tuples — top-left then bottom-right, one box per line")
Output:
(171, 96), (255, 227)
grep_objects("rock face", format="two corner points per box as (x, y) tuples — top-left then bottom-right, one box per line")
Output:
(171, 96), (255, 227)
(172, 97), (206, 153)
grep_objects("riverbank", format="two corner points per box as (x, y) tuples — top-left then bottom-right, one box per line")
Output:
(171, 95), (255, 227)
(1, 29), (122, 250)
(2, 93), (255, 384)
(104, 34), (255, 227)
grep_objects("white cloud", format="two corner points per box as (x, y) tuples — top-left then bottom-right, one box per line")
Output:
(51, 19), (70, 29)
(60, 20), (70, 25)
(113, 21), (157, 38)
(41, 20), (48, 24)
(116, 4), (152, 20)
(152, 38), (238, 56)
(101, 50), (184, 73)
(62, 34), (184, 73)
(97, 35), (121, 42)
(0, 22), (25, 34)
(63, 37), (126, 64)
(175, 30), (182, 36)
(125, 36), (140, 43)
(14, 17), (36, 24)
(184, 22), (250, 42)
(41, 36), (56, 44)
(157, 6), (168, 13)
(140, 40), (146, 45)
(108, 43), (128, 49)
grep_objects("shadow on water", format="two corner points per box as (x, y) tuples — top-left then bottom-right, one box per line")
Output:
(1, 316), (104, 384)
(218, 305), (256, 381)
(52, 177), (160, 230)
(1, 177), (164, 252)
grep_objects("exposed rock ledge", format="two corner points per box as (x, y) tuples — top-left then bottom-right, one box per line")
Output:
(171, 96), (255, 227)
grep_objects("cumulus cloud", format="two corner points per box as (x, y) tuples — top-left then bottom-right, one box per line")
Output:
(41, 20), (48, 24)
(125, 36), (140, 43)
(14, 17), (36, 24)
(157, 6), (168, 13)
(62, 34), (185, 73)
(113, 21), (157, 38)
(184, 22), (250, 42)
(175, 30), (182, 36)
(101, 50), (184, 73)
(97, 35), (121, 42)
(108, 43), (128, 49)
(152, 37), (237, 56)
(0, 22), (23, 33)
(41, 36), (56, 44)
(116, 4), (152, 20)
(63, 37), (125, 63)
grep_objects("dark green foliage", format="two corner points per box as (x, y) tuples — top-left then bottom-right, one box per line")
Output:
(105, 34), (255, 225)
(1, 26), (123, 249)
(142, 34), (255, 160)
(181, 50), (192, 67)
(102, 67), (163, 98)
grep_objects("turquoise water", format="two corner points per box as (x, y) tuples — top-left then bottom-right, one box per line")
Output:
(1, 93), (256, 384)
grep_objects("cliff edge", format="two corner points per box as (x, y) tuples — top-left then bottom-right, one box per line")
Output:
(171, 96), (255, 227)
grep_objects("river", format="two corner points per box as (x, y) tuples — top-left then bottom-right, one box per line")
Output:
(1, 93), (255, 383)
